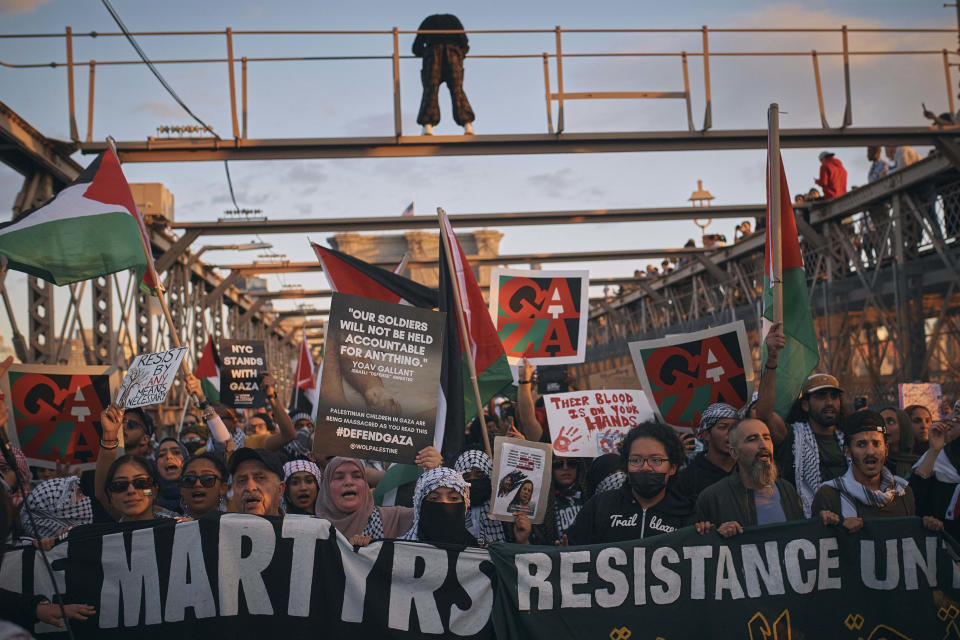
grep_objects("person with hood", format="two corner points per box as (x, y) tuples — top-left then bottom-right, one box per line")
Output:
(155, 437), (189, 514)
(283, 459), (323, 515)
(399, 467), (504, 546)
(19, 476), (93, 540)
(565, 422), (707, 544)
(453, 450), (506, 543)
(814, 151), (847, 199)
(880, 406), (918, 477)
(531, 457), (588, 545)
(314, 457), (414, 546)
(673, 403), (738, 501)
(583, 453), (626, 499)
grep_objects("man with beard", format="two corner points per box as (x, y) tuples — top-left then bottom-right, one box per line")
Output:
(696, 418), (804, 537)
(230, 448), (285, 516)
(777, 374), (848, 517)
(812, 411), (943, 532)
(673, 403), (738, 501)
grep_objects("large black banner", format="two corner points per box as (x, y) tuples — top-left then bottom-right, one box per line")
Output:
(488, 518), (960, 639)
(0, 514), (492, 639)
(3, 517), (958, 639)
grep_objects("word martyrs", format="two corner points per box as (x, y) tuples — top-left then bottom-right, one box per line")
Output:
(219, 340), (267, 408)
(488, 268), (589, 365)
(628, 321), (754, 429)
(116, 347), (187, 409)
(0, 364), (118, 469)
(544, 389), (655, 458)
(489, 436), (552, 524)
(315, 293), (445, 464)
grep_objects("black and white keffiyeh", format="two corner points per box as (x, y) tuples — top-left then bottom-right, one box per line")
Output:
(398, 467), (470, 541)
(697, 403), (739, 438)
(362, 506), (386, 538)
(819, 466), (909, 518)
(454, 450), (504, 543)
(792, 421), (844, 517)
(20, 477), (93, 538)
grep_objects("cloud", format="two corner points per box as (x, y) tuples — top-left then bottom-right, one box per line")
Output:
(0, 0), (50, 13)
(287, 164), (327, 185)
(135, 101), (190, 121)
(527, 167), (575, 197)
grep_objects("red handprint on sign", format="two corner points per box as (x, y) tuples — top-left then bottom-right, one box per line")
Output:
(552, 426), (582, 453)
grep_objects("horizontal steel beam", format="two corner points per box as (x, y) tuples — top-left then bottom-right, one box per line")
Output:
(80, 127), (953, 162)
(216, 247), (716, 275)
(0, 100), (82, 187)
(171, 204), (762, 236)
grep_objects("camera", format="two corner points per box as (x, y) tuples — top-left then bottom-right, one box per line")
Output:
(537, 365), (569, 395)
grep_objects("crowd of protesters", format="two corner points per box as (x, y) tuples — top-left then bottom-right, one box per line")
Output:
(0, 316), (958, 633)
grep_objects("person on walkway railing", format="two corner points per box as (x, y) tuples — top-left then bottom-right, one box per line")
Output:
(413, 13), (475, 136)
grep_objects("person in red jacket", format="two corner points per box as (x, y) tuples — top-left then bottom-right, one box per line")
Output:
(815, 151), (848, 199)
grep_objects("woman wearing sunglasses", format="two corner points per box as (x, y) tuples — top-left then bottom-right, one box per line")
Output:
(178, 454), (228, 519)
(96, 405), (177, 522)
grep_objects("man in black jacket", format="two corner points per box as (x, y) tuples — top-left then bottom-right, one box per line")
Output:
(413, 13), (475, 135)
(565, 421), (709, 544)
(673, 402), (737, 501)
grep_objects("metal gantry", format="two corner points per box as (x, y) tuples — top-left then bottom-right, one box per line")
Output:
(579, 151), (960, 404)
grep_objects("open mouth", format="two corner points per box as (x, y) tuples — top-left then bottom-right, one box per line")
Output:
(340, 490), (358, 499)
(243, 495), (262, 509)
(190, 490), (207, 500)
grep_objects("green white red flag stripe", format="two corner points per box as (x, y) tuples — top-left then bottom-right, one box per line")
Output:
(194, 336), (221, 403)
(0, 148), (159, 293)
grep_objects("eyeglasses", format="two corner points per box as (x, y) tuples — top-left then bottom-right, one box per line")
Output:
(627, 456), (670, 470)
(107, 477), (153, 493)
(180, 474), (221, 488)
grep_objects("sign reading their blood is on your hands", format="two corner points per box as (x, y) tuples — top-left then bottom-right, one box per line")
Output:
(488, 268), (589, 365)
(544, 389), (655, 457)
(628, 321), (755, 429)
(1, 364), (119, 469)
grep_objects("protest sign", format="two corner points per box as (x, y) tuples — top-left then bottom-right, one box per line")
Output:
(4, 517), (957, 639)
(219, 340), (267, 408)
(628, 320), (754, 429)
(899, 382), (943, 419)
(315, 293), (445, 464)
(1, 364), (119, 469)
(489, 436), (552, 524)
(488, 268), (589, 365)
(543, 389), (655, 458)
(489, 518), (960, 640)
(116, 347), (187, 408)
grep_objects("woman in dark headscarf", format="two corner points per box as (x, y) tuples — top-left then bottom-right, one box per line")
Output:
(314, 457), (413, 545)
(398, 467), (478, 546)
(155, 437), (189, 514)
(453, 450), (505, 543)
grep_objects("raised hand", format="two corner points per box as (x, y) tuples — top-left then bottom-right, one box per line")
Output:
(100, 405), (123, 442)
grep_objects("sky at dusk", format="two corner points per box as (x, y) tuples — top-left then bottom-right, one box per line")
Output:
(0, 0), (955, 343)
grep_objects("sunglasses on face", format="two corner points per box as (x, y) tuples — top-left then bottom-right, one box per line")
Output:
(180, 474), (221, 488)
(553, 460), (575, 469)
(108, 477), (153, 493)
(122, 419), (144, 430)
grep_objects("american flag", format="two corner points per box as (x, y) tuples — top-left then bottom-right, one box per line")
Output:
(401, 201), (415, 217)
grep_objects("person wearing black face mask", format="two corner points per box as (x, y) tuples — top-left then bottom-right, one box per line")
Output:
(454, 450), (507, 544)
(565, 422), (711, 545)
(398, 468), (483, 547)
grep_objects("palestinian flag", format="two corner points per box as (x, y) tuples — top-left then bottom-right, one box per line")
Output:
(288, 328), (318, 420)
(438, 214), (514, 426)
(311, 243), (436, 307)
(0, 148), (159, 293)
(762, 151), (820, 417)
(195, 336), (221, 403)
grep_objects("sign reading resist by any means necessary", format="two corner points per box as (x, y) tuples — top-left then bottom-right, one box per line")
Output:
(315, 293), (445, 464)
(544, 389), (655, 457)
(488, 267), (589, 365)
(115, 347), (187, 409)
(219, 340), (267, 408)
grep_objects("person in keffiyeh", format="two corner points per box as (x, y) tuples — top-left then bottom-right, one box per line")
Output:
(813, 411), (944, 534)
(19, 476), (93, 539)
(453, 450), (505, 543)
(0, 448), (30, 507)
(398, 467), (478, 546)
(283, 459), (322, 515)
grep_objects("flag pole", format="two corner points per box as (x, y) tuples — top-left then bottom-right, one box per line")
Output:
(767, 104), (784, 325)
(437, 207), (492, 457)
(106, 137), (198, 402)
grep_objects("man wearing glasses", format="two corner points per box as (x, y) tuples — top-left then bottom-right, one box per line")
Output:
(564, 422), (707, 545)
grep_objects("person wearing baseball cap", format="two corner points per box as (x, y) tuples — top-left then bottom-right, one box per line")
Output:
(814, 150), (847, 199)
(673, 403), (738, 502)
(229, 448), (286, 516)
(778, 373), (848, 517)
(813, 411), (944, 534)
